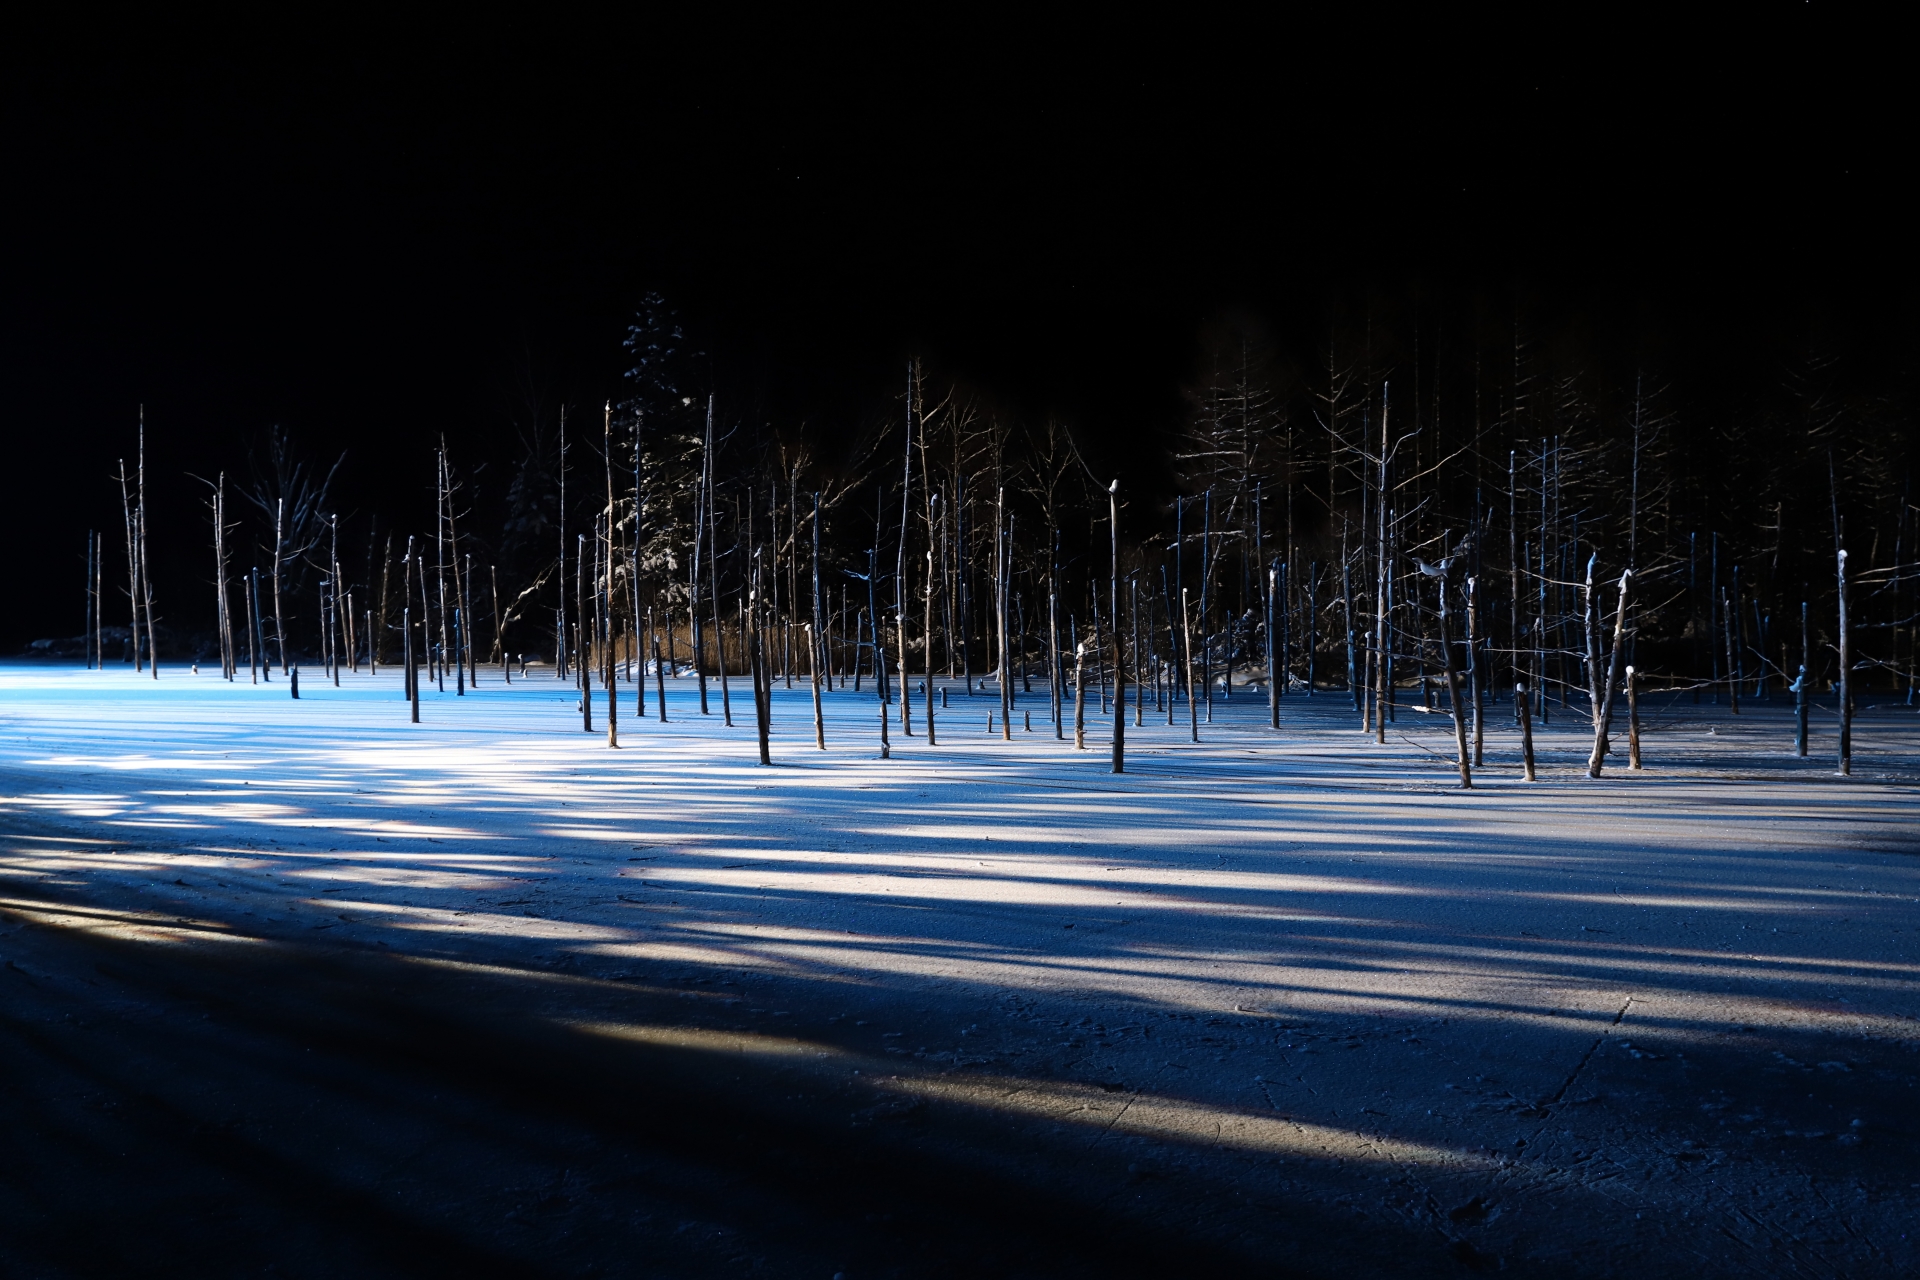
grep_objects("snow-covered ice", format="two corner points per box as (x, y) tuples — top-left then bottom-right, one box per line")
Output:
(3, 662), (1916, 1274)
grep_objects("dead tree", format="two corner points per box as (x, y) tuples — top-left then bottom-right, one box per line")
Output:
(1837, 545), (1851, 775)
(1434, 570), (1471, 788)
(1517, 681), (1536, 781)
(138, 425), (157, 678)
(811, 493), (826, 749)
(1795, 601), (1810, 757)
(1626, 665), (1642, 770)
(1073, 638), (1087, 749)
(1588, 567), (1631, 778)
(272, 498), (288, 673)
(1183, 588), (1199, 742)
(1464, 575), (1484, 765)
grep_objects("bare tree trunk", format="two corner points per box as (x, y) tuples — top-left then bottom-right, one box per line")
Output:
(138, 422), (158, 677)
(708, 485), (731, 727)
(1465, 575), (1485, 766)
(654, 634), (668, 722)
(1517, 681), (1536, 781)
(407, 607), (419, 722)
(606, 550), (618, 749)
(331, 514), (344, 687)
(579, 534), (592, 731)
(119, 461), (141, 669)
(812, 494), (826, 749)
(375, 532), (392, 668)
(1182, 588), (1199, 743)
(491, 565), (503, 680)
(464, 554), (476, 687)
(1588, 568), (1631, 778)
(272, 498), (288, 674)
(1109, 480), (1123, 772)
(751, 553), (771, 765)
(1795, 600), (1809, 757)
(93, 531), (104, 671)
(1583, 554), (1604, 747)
(897, 368), (915, 737)
(1437, 578), (1471, 788)
(1049, 587), (1063, 740)
(213, 477), (233, 679)
(1267, 564), (1279, 727)
(139, 494), (157, 677)
(925, 548), (937, 745)
(997, 493), (1011, 742)
(1073, 636), (1086, 749)
(252, 568), (268, 682)
(876, 616), (891, 759)
(1132, 578), (1144, 728)
(1306, 561), (1318, 695)
(1509, 450), (1520, 695)
(1837, 546), (1851, 775)
(243, 560), (258, 684)
(1374, 393), (1390, 744)
(1626, 665), (1642, 770)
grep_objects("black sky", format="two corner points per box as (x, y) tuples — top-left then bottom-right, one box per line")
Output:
(1, 14), (1909, 647)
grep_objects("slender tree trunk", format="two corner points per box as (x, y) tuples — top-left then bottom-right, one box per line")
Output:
(1121, 579), (1136, 729)
(1588, 568), (1631, 778)
(1268, 564), (1280, 726)
(464, 554), (476, 687)
(136, 463), (158, 676)
(252, 568), (268, 682)
(331, 514), (344, 687)
(406, 606), (418, 721)
(1517, 681), (1536, 780)
(1374, 393), (1390, 744)
(876, 615), (891, 759)
(1837, 546), (1851, 775)
(654, 635), (669, 722)
(1183, 588), (1199, 743)
(1073, 636), (1086, 749)
(1626, 665), (1642, 770)
(1465, 576), (1485, 766)
(1583, 554), (1605, 745)
(243, 561), (258, 683)
(1109, 481), (1123, 771)
(1343, 527), (1358, 713)
(752, 557), (771, 765)
(997, 492), (1011, 742)
(93, 531), (104, 671)
(898, 602), (912, 736)
(1796, 600), (1810, 757)
(272, 499), (288, 674)
(119, 461), (140, 669)
(137, 418), (159, 677)
(1437, 578), (1471, 787)
(708, 490), (731, 728)
(491, 565), (503, 680)
(606, 566), (619, 748)
(1048, 588), (1063, 739)
(812, 494), (826, 749)
(1306, 562), (1318, 695)
(579, 534), (593, 731)
(925, 548), (937, 745)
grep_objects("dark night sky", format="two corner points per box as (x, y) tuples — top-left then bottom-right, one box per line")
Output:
(2, 14), (1909, 648)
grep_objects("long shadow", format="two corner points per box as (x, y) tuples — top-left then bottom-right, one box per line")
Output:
(0, 888), (1476, 1279)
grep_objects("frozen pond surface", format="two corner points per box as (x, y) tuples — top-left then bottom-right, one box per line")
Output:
(3, 662), (1917, 1276)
